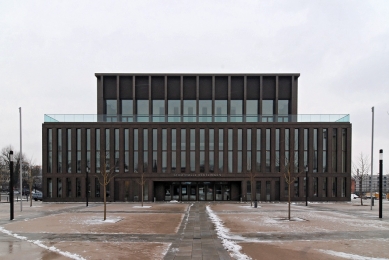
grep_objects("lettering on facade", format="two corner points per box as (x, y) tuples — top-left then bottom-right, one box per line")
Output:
(173, 173), (222, 177)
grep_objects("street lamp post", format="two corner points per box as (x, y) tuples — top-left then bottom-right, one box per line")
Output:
(86, 166), (89, 207)
(379, 149), (383, 219)
(305, 165), (308, 206)
(9, 151), (14, 220)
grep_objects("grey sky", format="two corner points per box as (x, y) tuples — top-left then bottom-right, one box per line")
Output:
(1, 0), (388, 172)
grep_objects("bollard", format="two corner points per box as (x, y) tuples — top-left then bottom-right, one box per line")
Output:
(254, 201), (258, 208)
(240, 197), (242, 203)
(154, 197), (156, 203)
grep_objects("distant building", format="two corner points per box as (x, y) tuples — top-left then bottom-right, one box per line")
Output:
(355, 174), (388, 194)
(42, 73), (352, 202)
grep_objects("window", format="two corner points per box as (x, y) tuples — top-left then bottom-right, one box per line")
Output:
(137, 100), (149, 122)
(48, 129), (52, 173)
(209, 129), (214, 173)
(172, 129), (177, 173)
(76, 178), (81, 197)
(105, 129), (110, 170)
(168, 100), (180, 122)
(124, 129), (129, 172)
(57, 178), (62, 198)
(342, 129), (347, 172)
(181, 129), (186, 173)
(228, 129), (233, 173)
(77, 129), (81, 173)
(190, 129), (195, 172)
(247, 129), (252, 171)
(215, 100), (227, 122)
(121, 100), (133, 115)
(67, 129), (71, 173)
(219, 129), (224, 172)
(95, 178), (100, 197)
(265, 129), (271, 172)
(275, 129), (280, 172)
(134, 129), (138, 172)
(199, 100), (212, 122)
(246, 100), (258, 122)
(237, 129), (242, 173)
(231, 100), (242, 122)
(114, 129), (119, 172)
(262, 100), (273, 122)
(323, 129), (328, 172)
(313, 129), (318, 172)
(256, 129), (261, 172)
(200, 129), (205, 173)
(143, 129), (148, 171)
(66, 178), (71, 198)
(152, 100), (165, 122)
(152, 129), (158, 173)
(96, 129), (100, 173)
(332, 129), (337, 172)
(57, 129), (62, 173)
(294, 129), (299, 173)
(105, 100), (117, 115)
(294, 178), (299, 197)
(47, 178), (52, 198)
(86, 129), (91, 170)
(162, 129), (167, 173)
(304, 129), (308, 170)
(184, 100), (196, 122)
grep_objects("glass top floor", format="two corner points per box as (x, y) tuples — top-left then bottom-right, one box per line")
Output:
(44, 114), (350, 123)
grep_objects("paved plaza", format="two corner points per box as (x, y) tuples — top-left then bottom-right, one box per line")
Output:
(0, 198), (388, 259)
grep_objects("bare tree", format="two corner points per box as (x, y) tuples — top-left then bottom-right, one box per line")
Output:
(25, 159), (40, 207)
(95, 152), (117, 220)
(282, 155), (304, 220)
(352, 153), (370, 206)
(1, 145), (26, 189)
(136, 172), (146, 207)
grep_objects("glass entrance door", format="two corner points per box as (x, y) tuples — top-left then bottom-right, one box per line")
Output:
(190, 184), (197, 200)
(198, 183), (205, 201)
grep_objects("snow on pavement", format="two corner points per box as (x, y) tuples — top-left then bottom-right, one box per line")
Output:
(0, 227), (86, 260)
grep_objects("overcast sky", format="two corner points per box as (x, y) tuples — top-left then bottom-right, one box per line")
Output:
(1, 0), (388, 173)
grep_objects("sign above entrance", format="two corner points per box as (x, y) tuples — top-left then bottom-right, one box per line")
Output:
(173, 173), (222, 177)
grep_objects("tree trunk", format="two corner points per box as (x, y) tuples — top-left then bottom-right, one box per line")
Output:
(141, 183), (144, 207)
(29, 184), (32, 207)
(359, 179), (363, 206)
(288, 182), (291, 220)
(103, 184), (107, 220)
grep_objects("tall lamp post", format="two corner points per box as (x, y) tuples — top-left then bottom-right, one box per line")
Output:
(9, 151), (14, 220)
(86, 166), (89, 207)
(305, 165), (308, 206)
(379, 149), (383, 219)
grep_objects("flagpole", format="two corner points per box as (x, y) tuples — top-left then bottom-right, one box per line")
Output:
(19, 107), (23, 211)
(370, 107), (374, 210)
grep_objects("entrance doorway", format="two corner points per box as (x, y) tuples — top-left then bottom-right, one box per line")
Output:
(158, 181), (233, 201)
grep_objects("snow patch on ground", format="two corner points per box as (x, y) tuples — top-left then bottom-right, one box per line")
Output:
(206, 205), (252, 260)
(82, 218), (122, 225)
(133, 206), (152, 208)
(319, 249), (389, 260)
(264, 217), (306, 224)
(0, 227), (85, 260)
(169, 200), (179, 203)
(239, 205), (261, 209)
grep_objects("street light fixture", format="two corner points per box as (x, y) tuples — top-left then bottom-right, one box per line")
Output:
(305, 165), (308, 206)
(379, 149), (383, 218)
(9, 151), (14, 220)
(86, 166), (90, 207)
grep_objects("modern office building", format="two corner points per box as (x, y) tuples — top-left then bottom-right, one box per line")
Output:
(354, 174), (388, 194)
(42, 73), (352, 202)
